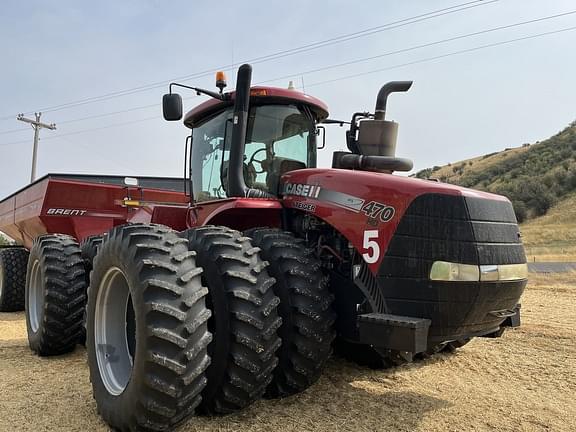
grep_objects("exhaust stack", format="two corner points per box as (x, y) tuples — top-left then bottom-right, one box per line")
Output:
(357, 80), (413, 158)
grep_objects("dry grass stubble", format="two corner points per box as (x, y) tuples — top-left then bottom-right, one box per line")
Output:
(0, 274), (574, 431)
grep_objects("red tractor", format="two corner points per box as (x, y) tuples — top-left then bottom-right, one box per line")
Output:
(0, 64), (526, 432)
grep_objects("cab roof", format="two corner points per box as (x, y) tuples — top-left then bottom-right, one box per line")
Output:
(183, 86), (329, 128)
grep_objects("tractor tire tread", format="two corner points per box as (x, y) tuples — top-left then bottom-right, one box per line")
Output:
(0, 247), (29, 311)
(183, 225), (281, 414)
(245, 227), (336, 398)
(87, 223), (211, 432)
(26, 234), (87, 355)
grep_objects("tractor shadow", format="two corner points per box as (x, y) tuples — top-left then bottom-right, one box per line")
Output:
(180, 356), (452, 432)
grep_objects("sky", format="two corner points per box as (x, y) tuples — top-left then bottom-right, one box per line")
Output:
(0, 0), (575, 199)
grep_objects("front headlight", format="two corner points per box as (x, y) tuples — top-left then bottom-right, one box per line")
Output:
(430, 261), (527, 282)
(481, 263), (528, 281)
(429, 261), (480, 281)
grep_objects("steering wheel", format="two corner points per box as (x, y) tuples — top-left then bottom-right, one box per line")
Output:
(248, 147), (268, 174)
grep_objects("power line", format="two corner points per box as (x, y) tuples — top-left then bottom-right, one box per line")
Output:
(0, 127), (31, 136)
(0, 0), (497, 120)
(1, 24), (573, 148)
(0, 116), (157, 147)
(1, 7), (572, 135)
(305, 26), (576, 89)
(259, 10), (576, 85)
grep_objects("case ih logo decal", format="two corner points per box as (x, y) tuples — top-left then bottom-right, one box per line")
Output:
(283, 183), (321, 198)
(47, 208), (88, 216)
(283, 183), (395, 223)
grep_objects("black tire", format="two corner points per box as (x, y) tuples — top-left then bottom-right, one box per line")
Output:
(25, 234), (87, 356)
(245, 228), (336, 397)
(183, 226), (282, 414)
(334, 338), (409, 369)
(78, 235), (104, 346)
(414, 338), (473, 361)
(80, 235), (104, 275)
(87, 223), (211, 432)
(0, 247), (29, 312)
(414, 343), (447, 361)
(442, 337), (473, 353)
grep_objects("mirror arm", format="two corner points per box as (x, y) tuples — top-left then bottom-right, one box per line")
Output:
(169, 83), (230, 101)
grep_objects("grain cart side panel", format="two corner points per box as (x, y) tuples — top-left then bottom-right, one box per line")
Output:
(40, 179), (129, 242)
(0, 196), (17, 240)
(0, 174), (191, 248)
(0, 178), (49, 248)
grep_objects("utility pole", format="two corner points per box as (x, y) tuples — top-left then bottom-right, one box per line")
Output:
(17, 113), (56, 183)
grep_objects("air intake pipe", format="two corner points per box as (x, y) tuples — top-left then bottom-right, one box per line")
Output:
(332, 151), (413, 173)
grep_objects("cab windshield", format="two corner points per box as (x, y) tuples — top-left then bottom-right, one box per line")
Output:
(190, 104), (315, 201)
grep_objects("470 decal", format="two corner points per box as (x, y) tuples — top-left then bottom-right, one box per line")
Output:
(361, 201), (395, 222)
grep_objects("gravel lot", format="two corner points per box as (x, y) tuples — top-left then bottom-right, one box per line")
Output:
(0, 273), (574, 432)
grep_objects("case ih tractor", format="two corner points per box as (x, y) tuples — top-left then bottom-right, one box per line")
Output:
(0, 64), (527, 431)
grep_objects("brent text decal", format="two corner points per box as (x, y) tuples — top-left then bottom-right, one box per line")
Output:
(47, 208), (87, 216)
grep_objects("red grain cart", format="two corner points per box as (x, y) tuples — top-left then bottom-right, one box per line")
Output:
(0, 174), (190, 249)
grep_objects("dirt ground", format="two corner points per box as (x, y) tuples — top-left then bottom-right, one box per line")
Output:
(0, 273), (574, 432)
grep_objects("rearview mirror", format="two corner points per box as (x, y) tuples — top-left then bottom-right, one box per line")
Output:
(162, 93), (183, 121)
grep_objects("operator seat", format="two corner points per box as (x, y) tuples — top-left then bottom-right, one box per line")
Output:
(266, 158), (306, 195)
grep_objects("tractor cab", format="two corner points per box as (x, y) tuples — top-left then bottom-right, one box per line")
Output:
(184, 89), (328, 201)
(163, 69), (328, 202)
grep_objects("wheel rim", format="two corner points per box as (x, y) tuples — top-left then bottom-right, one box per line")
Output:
(94, 267), (136, 396)
(29, 259), (44, 332)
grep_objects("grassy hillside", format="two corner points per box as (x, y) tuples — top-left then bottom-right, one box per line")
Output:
(414, 121), (576, 223)
(521, 193), (576, 261)
(0, 233), (10, 246)
(413, 121), (576, 261)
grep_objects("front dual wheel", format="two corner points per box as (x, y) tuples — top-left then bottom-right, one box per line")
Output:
(86, 224), (211, 432)
(87, 224), (328, 430)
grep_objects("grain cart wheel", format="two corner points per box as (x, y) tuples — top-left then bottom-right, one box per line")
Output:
(183, 226), (282, 414)
(87, 223), (211, 432)
(0, 247), (29, 312)
(25, 234), (87, 356)
(245, 228), (336, 397)
(80, 235), (104, 275)
(78, 235), (104, 346)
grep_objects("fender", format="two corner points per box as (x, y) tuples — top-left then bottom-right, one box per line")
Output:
(191, 197), (283, 231)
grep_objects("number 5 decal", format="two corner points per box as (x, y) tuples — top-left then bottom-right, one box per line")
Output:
(362, 230), (380, 264)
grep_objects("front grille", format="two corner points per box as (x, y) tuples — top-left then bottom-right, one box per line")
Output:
(379, 194), (526, 280)
(376, 193), (527, 342)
